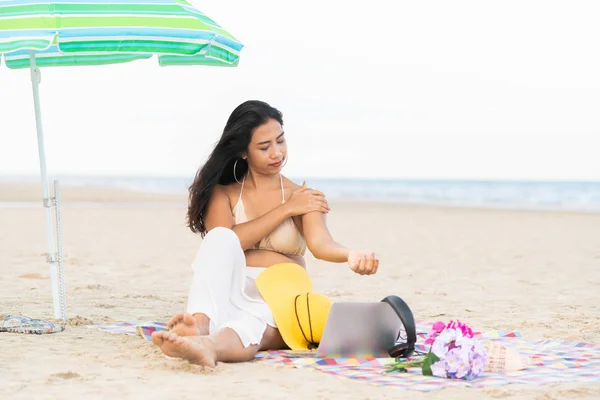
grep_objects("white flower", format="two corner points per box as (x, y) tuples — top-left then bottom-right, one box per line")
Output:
(431, 338), (447, 359)
(455, 333), (473, 348)
(430, 360), (448, 378)
(437, 330), (455, 346)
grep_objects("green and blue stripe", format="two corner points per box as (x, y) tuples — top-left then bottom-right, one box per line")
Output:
(0, 0), (243, 69)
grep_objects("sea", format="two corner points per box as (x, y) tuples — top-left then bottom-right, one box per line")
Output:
(1, 174), (600, 214)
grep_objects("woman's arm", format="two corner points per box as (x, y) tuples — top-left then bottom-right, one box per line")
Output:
(301, 211), (349, 262)
(302, 210), (379, 275)
(204, 185), (291, 250)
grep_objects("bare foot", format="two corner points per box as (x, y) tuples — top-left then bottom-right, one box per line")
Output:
(167, 312), (205, 336)
(151, 331), (217, 368)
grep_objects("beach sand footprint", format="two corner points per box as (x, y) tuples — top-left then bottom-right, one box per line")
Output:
(66, 316), (95, 326)
(325, 289), (353, 298)
(47, 371), (82, 383)
(74, 284), (110, 291)
(95, 303), (116, 309)
(18, 273), (48, 280)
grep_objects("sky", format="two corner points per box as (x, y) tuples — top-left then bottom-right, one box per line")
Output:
(1, 0), (599, 181)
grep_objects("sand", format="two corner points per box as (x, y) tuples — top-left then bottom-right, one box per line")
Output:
(1, 182), (599, 399)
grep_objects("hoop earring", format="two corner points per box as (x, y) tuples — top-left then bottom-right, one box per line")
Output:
(281, 155), (288, 168)
(233, 158), (242, 184)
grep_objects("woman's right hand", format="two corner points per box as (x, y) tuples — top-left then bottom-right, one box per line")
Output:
(284, 181), (330, 216)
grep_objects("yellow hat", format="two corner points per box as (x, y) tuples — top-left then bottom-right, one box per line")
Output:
(255, 263), (332, 351)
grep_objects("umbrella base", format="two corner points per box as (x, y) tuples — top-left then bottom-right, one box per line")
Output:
(42, 180), (67, 323)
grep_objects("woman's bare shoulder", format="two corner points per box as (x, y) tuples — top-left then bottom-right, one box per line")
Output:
(214, 182), (242, 203)
(282, 176), (321, 192)
(282, 176), (303, 191)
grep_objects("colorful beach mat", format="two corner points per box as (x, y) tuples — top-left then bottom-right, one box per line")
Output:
(93, 321), (167, 339)
(95, 321), (600, 392)
(256, 335), (600, 392)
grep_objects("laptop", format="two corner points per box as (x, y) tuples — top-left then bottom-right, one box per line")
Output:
(282, 301), (403, 358)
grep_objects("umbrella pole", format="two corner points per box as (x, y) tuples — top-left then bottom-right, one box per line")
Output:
(29, 50), (63, 321)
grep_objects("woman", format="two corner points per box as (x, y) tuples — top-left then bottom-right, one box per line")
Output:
(151, 100), (379, 367)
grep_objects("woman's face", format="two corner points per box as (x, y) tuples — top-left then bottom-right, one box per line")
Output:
(245, 118), (287, 174)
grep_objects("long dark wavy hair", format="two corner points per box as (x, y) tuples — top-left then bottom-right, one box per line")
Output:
(187, 100), (284, 236)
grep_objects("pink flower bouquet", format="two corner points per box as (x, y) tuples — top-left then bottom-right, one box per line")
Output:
(387, 320), (487, 380)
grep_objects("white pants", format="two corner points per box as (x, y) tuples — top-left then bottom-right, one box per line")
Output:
(186, 227), (276, 347)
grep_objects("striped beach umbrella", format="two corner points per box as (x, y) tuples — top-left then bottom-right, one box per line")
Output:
(0, 0), (243, 68)
(0, 0), (244, 322)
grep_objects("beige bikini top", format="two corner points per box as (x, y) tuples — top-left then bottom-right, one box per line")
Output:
(232, 175), (306, 257)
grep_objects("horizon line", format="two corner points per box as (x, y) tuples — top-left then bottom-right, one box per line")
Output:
(1, 173), (599, 184)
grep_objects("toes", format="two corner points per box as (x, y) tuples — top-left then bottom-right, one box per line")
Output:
(168, 312), (184, 328)
(151, 331), (166, 346)
(182, 313), (196, 327)
(166, 332), (180, 342)
(174, 336), (186, 344)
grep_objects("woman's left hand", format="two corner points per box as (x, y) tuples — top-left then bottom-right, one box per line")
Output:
(347, 250), (379, 275)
